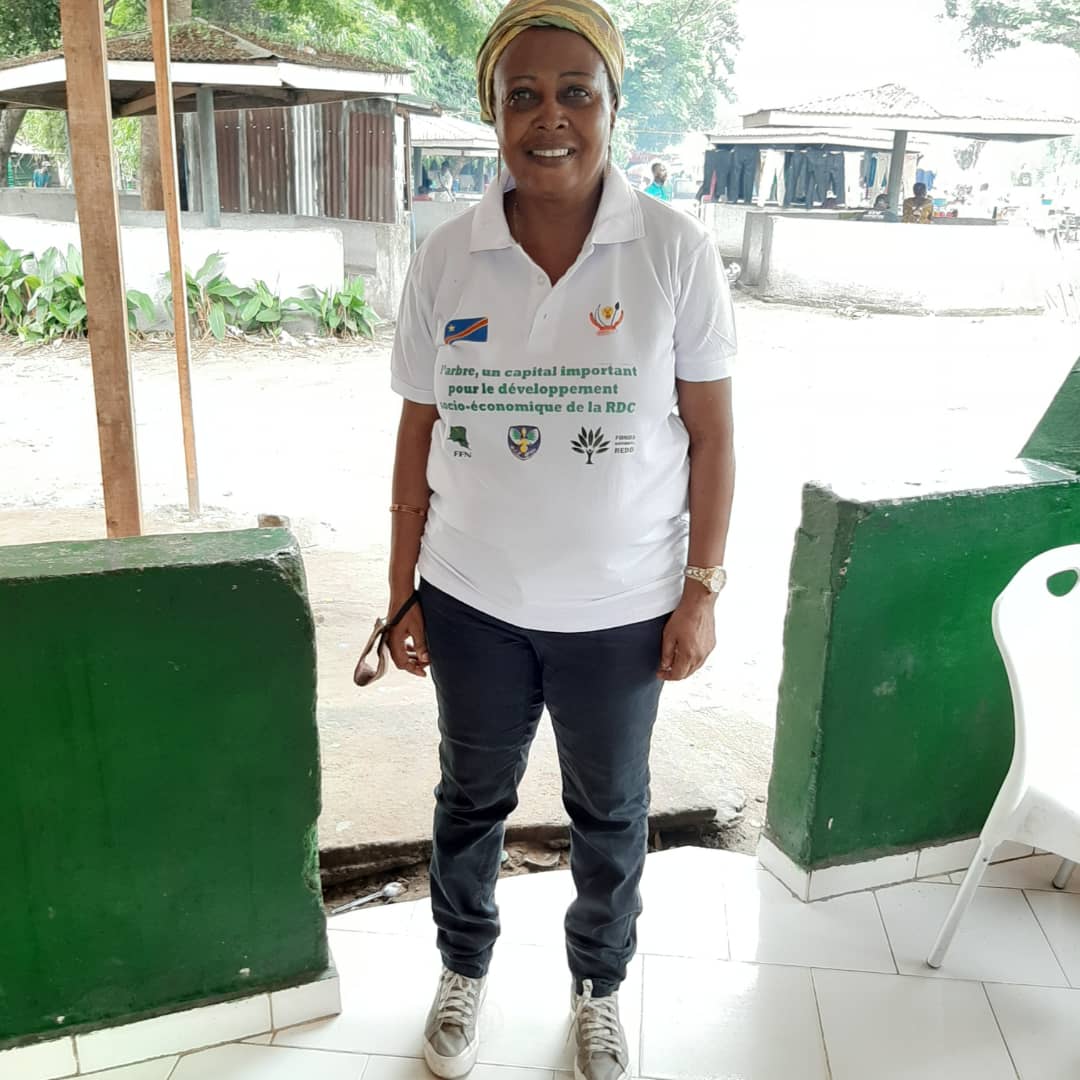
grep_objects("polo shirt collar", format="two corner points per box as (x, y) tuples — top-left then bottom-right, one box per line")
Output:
(469, 165), (645, 253)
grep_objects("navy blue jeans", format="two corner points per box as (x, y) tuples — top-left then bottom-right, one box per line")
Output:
(421, 580), (667, 997)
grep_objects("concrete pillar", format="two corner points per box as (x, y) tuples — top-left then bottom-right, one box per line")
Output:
(1022, 357), (1080, 470)
(887, 129), (908, 215)
(196, 86), (220, 226)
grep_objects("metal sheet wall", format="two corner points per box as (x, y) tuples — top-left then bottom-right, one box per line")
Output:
(320, 102), (345, 219)
(347, 100), (394, 224)
(214, 111), (243, 213)
(291, 105), (318, 217)
(246, 108), (291, 214)
(208, 100), (396, 223)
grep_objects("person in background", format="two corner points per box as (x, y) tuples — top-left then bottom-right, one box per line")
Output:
(32, 160), (50, 188)
(440, 161), (456, 196)
(902, 182), (933, 224)
(861, 194), (898, 222)
(644, 160), (671, 201)
(432, 161), (456, 203)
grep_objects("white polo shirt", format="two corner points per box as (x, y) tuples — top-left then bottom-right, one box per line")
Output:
(391, 167), (736, 632)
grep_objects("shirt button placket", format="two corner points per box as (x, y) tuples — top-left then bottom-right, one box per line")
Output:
(527, 272), (552, 348)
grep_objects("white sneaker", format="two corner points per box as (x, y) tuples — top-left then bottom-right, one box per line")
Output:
(570, 979), (631, 1080)
(423, 967), (486, 1079)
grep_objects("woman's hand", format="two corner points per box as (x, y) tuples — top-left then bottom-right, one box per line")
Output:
(386, 595), (431, 678)
(657, 590), (717, 681)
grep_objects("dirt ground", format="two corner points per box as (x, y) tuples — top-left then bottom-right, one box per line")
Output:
(2, 297), (1075, 880)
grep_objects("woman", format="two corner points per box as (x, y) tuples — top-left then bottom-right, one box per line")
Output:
(383, 2), (735, 1077)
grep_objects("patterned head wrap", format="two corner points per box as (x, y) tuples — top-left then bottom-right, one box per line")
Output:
(476, 0), (625, 125)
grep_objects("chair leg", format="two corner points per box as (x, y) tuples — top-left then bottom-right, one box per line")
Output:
(927, 840), (994, 969)
(1053, 859), (1076, 890)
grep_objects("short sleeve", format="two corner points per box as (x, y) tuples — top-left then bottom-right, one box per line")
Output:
(390, 249), (438, 404)
(673, 238), (737, 382)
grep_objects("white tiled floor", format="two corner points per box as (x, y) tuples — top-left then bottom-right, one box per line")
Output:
(24, 846), (1080, 1079)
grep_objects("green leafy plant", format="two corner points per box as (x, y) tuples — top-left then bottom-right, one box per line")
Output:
(2, 242), (378, 345)
(0, 238), (32, 335)
(308, 276), (378, 338)
(570, 427), (611, 465)
(126, 288), (157, 336)
(166, 252), (247, 341)
(18, 244), (87, 341)
(232, 279), (310, 338)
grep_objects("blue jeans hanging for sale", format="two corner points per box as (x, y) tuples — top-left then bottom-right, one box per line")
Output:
(421, 579), (668, 997)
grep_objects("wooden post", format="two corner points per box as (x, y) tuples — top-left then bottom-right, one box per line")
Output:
(59, 0), (142, 538)
(148, 0), (200, 515)
(196, 86), (221, 227)
(887, 129), (908, 215)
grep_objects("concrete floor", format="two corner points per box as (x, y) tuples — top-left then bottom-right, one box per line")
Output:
(1, 298), (1074, 861)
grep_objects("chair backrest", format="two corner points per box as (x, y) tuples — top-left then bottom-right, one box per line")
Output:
(992, 544), (1080, 777)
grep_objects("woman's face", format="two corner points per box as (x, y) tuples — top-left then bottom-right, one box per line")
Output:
(492, 28), (615, 203)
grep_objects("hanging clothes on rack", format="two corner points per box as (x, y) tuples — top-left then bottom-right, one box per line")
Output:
(822, 152), (845, 205)
(868, 152), (891, 202)
(783, 149), (844, 207)
(726, 146), (759, 201)
(843, 152), (862, 207)
(756, 150), (786, 206)
(699, 149), (729, 201)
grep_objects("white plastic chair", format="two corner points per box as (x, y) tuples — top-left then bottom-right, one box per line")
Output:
(928, 543), (1080, 970)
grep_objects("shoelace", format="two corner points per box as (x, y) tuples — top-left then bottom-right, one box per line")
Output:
(571, 980), (624, 1057)
(435, 970), (481, 1028)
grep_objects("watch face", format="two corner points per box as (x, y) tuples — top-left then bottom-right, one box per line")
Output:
(710, 568), (728, 592)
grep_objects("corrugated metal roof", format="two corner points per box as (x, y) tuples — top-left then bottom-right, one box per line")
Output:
(0, 19), (410, 75)
(410, 113), (498, 150)
(707, 126), (929, 151)
(760, 82), (1077, 125)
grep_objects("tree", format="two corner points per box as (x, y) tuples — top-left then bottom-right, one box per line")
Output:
(0, 7), (62, 180)
(611, 0), (739, 155)
(368, 0), (494, 58)
(945, 0), (1080, 63)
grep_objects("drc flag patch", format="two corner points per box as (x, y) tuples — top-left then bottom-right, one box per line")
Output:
(444, 317), (489, 345)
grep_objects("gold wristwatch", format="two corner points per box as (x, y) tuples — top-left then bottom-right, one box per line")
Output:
(685, 565), (728, 594)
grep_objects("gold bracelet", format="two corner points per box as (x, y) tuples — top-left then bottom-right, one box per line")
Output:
(389, 504), (427, 518)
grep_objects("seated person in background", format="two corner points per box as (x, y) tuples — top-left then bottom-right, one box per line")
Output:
(861, 194), (898, 222)
(903, 182), (933, 224)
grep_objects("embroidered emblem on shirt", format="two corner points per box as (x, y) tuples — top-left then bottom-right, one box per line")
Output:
(570, 427), (611, 465)
(588, 302), (623, 335)
(444, 317), (489, 344)
(508, 425), (541, 460)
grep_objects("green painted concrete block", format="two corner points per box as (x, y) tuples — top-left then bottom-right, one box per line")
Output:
(1022, 356), (1080, 473)
(0, 530), (327, 1046)
(767, 469), (1080, 869)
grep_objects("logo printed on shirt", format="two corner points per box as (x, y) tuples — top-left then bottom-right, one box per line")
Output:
(570, 427), (611, 465)
(508, 425), (541, 460)
(588, 302), (623, 335)
(448, 426), (471, 458)
(444, 317), (489, 345)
